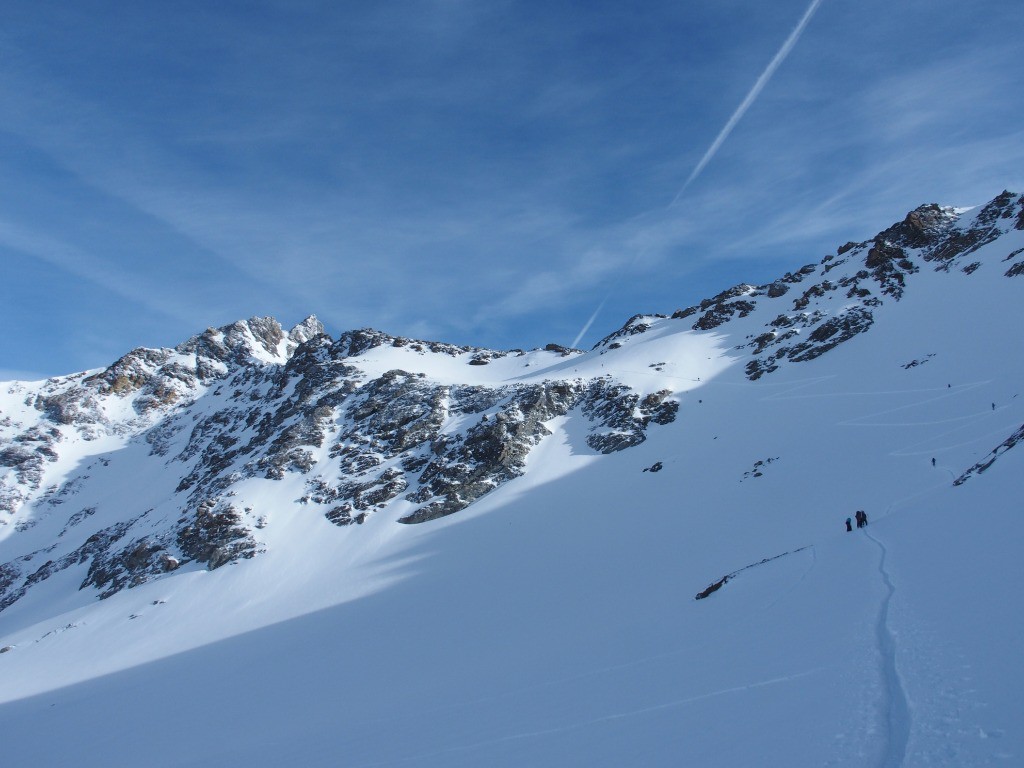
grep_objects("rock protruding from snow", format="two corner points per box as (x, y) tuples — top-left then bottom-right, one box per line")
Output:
(288, 315), (326, 348)
(953, 422), (1024, 486)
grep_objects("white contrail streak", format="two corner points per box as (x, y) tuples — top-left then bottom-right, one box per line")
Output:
(571, 294), (610, 349)
(570, 0), (823, 348)
(670, 0), (824, 206)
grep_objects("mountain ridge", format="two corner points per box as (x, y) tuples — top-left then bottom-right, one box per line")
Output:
(2, 190), (1023, 618)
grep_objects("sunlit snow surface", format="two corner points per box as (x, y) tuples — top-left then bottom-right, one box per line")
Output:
(1, 222), (1023, 766)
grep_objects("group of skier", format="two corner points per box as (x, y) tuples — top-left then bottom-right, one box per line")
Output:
(839, 403), (1002, 535)
(845, 510), (868, 532)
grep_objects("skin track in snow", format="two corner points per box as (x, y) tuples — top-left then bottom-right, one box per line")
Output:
(867, 528), (912, 768)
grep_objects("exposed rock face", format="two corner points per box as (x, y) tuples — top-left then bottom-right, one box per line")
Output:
(316, 375), (678, 526)
(0, 513), (156, 609)
(596, 314), (668, 347)
(176, 499), (257, 570)
(0, 313), (678, 610)
(0, 317), (321, 611)
(401, 381), (587, 524)
(0, 426), (61, 515)
(581, 384), (678, 454)
(787, 306), (875, 363)
(953, 423), (1024, 486)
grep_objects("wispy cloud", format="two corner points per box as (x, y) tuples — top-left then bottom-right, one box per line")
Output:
(0, 218), (202, 327)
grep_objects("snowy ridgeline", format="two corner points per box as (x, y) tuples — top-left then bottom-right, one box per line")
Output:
(0, 191), (1023, 767)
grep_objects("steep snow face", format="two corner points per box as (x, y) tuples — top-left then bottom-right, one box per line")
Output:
(0, 193), (1023, 767)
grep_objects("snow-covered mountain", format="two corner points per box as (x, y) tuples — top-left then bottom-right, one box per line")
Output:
(1, 191), (1023, 767)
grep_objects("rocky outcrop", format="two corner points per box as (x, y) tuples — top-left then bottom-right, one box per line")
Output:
(595, 314), (668, 349)
(581, 384), (678, 454)
(176, 500), (256, 570)
(400, 382), (584, 524)
(924, 192), (1020, 266)
(0, 493), (257, 609)
(953, 423), (1024, 486)
(787, 306), (874, 362)
(739, 195), (1022, 380)
(594, 195), (1022, 385)
(83, 534), (181, 599)
(0, 426), (62, 515)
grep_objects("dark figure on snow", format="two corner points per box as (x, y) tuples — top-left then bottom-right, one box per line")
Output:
(846, 517), (853, 532)
(855, 510), (868, 528)
(931, 457), (936, 467)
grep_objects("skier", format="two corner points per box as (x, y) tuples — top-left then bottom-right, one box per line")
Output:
(845, 517), (853, 532)
(931, 457), (936, 467)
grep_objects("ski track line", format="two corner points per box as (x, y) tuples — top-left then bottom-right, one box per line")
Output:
(843, 412), (999, 428)
(836, 383), (994, 426)
(352, 669), (827, 768)
(758, 379), (986, 403)
(759, 544), (817, 613)
(888, 421), (1022, 457)
(865, 529), (911, 768)
(878, 475), (963, 521)
(344, 632), (738, 730)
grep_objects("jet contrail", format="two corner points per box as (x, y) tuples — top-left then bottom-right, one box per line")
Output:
(571, 293), (610, 349)
(570, 0), (824, 348)
(670, 0), (824, 206)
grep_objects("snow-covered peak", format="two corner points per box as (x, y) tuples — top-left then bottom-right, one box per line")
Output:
(287, 314), (325, 348)
(175, 316), (292, 367)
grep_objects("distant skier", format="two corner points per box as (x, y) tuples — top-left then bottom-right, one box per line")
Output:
(845, 517), (853, 532)
(992, 402), (996, 411)
(855, 510), (868, 528)
(931, 457), (936, 467)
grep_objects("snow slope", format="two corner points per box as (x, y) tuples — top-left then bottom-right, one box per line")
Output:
(1, 194), (1022, 766)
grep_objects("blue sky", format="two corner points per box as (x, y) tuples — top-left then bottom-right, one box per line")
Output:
(2, 0), (1022, 379)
